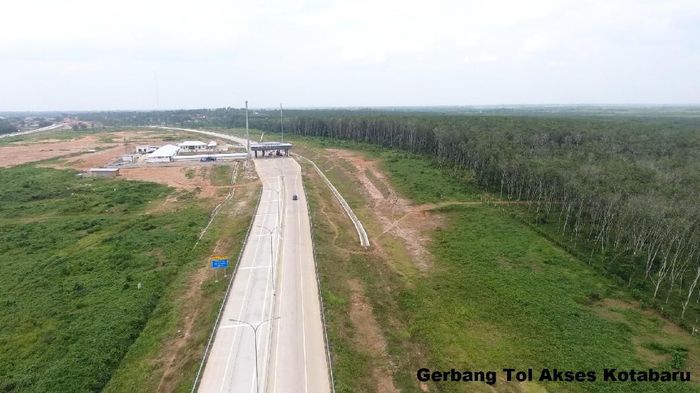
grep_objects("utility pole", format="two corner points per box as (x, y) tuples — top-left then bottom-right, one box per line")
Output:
(245, 100), (250, 163)
(280, 103), (284, 143)
(154, 70), (160, 125)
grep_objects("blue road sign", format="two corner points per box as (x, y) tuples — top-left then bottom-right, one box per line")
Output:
(211, 259), (228, 269)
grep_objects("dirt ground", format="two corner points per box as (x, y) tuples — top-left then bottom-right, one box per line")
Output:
(119, 166), (230, 199)
(347, 279), (400, 393)
(326, 148), (442, 271)
(2, 130), (239, 201)
(594, 298), (700, 377)
(0, 130), (195, 168)
(0, 135), (118, 167)
(153, 166), (259, 393)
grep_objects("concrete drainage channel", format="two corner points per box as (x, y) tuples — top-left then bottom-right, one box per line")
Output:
(149, 126), (366, 392)
(294, 153), (370, 248)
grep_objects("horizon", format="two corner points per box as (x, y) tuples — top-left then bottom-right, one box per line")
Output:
(2, 0), (700, 111)
(4, 103), (700, 115)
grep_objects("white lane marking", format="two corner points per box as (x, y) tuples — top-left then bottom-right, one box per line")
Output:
(238, 265), (271, 270)
(218, 195), (273, 393)
(270, 173), (286, 393)
(296, 175), (310, 393)
(251, 220), (275, 393)
(249, 179), (279, 393)
(260, 168), (285, 393)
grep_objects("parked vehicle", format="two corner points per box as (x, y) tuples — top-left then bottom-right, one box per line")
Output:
(292, 194), (298, 201)
(200, 156), (217, 162)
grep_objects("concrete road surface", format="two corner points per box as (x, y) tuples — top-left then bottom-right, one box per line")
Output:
(198, 157), (331, 393)
(0, 122), (66, 139)
(148, 126), (249, 148)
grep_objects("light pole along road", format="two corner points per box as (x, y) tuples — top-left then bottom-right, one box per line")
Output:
(228, 317), (279, 393)
(197, 157), (331, 393)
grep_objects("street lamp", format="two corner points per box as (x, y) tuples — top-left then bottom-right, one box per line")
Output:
(256, 224), (278, 292)
(245, 100), (250, 163)
(270, 186), (282, 228)
(229, 317), (280, 393)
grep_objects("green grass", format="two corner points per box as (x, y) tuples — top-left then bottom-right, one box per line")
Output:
(103, 166), (261, 393)
(237, 130), (481, 204)
(302, 162), (378, 393)
(209, 164), (233, 186)
(400, 204), (696, 392)
(0, 128), (111, 145)
(296, 139), (700, 393)
(0, 166), (209, 392)
(374, 150), (479, 203)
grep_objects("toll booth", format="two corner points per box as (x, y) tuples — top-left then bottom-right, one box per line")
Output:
(250, 142), (293, 158)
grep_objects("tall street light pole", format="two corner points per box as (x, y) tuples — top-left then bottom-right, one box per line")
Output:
(279, 103), (284, 143)
(256, 223), (278, 293)
(229, 317), (280, 393)
(245, 100), (250, 163)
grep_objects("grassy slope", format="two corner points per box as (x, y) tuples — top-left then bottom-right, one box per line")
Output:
(293, 136), (700, 393)
(302, 163), (376, 392)
(102, 164), (260, 393)
(0, 166), (209, 392)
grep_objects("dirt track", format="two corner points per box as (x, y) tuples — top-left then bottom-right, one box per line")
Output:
(119, 166), (229, 199)
(326, 148), (441, 271)
(2, 130), (236, 200)
(0, 135), (118, 167)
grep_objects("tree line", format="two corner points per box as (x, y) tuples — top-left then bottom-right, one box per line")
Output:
(269, 113), (700, 323)
(74, 107), (700, 323)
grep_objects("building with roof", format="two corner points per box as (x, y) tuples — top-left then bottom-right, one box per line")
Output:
(147, 144), (180, 163)
(136, 145), (159, 154)
(179, 140), (208, 152)
(87, 168), (120, 177)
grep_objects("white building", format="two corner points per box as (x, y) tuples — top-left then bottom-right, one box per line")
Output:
(87, 168), (120, 177)
(136, 145), (159, 154)
(178, 140), (208, 152)
(147, 144), (179, 163)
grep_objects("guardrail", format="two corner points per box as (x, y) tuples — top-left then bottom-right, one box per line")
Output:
(293, 153), (370, 248)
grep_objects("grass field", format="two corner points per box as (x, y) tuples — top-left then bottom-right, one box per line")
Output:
(0, 163), (257, 393)
(104, 163), (261, 393)
(293, 136), (700, 393)
(0, 128), (107, 145)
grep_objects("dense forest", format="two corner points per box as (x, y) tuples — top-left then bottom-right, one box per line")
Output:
(0, 119), (18, 134)
(273, 114), (700, 322)
(74, 107), (700, 324)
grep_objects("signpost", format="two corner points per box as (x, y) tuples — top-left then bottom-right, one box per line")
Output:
(210, 256), (229, 282)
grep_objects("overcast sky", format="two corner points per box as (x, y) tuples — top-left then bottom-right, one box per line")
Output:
(1, 0), (699, 111)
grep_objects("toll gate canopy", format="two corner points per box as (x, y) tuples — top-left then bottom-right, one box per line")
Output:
(250, 142), (293, 157)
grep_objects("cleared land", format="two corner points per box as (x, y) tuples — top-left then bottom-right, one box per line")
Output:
(0, 128), (242, 201)
(0, 130), (261, 393)
(288, 136), (700, 393)
(104, 163), (261, 393)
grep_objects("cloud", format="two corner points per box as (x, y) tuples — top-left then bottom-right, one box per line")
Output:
(1, 0), (699, 110)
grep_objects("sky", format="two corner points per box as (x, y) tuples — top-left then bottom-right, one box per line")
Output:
(1, 0), (699, 111)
